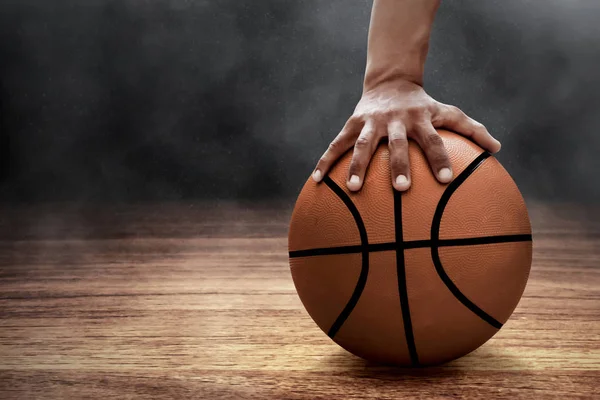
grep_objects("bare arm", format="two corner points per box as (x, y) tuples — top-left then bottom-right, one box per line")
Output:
(314, 0), (501, 191)
(364, 0), (440, 88)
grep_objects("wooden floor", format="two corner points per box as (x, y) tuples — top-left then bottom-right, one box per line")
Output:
(0, 202), (598, 399)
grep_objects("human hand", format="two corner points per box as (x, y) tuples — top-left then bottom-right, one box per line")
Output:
(312, 79), (501, 192)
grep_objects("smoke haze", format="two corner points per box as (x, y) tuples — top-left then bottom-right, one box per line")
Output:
(0, 0), (598, 203)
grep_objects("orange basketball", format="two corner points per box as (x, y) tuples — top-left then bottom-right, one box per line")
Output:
(288, 130), (532, 366)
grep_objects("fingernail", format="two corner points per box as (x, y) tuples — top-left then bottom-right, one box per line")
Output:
(438, 168), (453, 183)
(347, 174), (361, 190)
(395, 175), (410, 190)
(493, 139), (502, 152)
(312, 169), (322, 182)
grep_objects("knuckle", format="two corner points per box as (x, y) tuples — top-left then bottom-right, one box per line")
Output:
(318, 154), (330, 165)
(433, 105), (458, 125)
(405, 106), (428, 120)
(430, 151), (449, 166)
(431, 101), (443, 112)
(328, 140), (343, 153)
(349, 114), (365, 124)
(422, 132), (444, 148)
(348, 158), (365, 173)
(468, 121), (487, 136)
(448, 105), (462, 114)
(372, 110), (394, 121)
(425, 141), (449, 164)
(475, 121), (487, 131)
(389, 136), (408, 149)
(390, 157), (409, 173)
(452, 106), (469, 122)
(354, 136), (371, 149)
(430, 101), (443, 115)
(425, 101), (438, 114)
(388, 119), (404, 130)
(430, 113), (444, 126)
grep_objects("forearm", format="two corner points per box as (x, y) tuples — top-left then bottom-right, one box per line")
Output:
(363, 0), (441, 90)
(315, 0), (500, 191)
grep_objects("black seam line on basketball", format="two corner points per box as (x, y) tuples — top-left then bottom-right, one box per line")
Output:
(431, 152), (503, 330)
(437, 234), (532, 247)
(322, 176), (369, 339)
(288, 234), (532, 258)
(394, 188), (419, 366)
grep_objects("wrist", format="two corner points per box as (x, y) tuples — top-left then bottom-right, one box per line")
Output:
(363, 64), (424, 92)
(360, 76), (424, 100)
(363, 37), (429, 91)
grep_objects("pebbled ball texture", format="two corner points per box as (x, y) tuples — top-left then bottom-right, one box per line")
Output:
(288, 130), (532, 366)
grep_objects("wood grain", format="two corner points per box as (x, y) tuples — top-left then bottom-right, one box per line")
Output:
(0, 202), (599, 399)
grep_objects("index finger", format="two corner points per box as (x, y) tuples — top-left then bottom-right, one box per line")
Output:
(313, 118), (362, 182)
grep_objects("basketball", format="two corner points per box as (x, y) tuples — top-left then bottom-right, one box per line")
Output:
(288, 130), (532, 366)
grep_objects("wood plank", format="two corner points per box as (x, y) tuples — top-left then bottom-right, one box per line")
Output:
(0, 202), (598, 399)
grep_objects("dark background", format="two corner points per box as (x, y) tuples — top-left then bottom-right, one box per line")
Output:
(1, 0), (599, 204)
